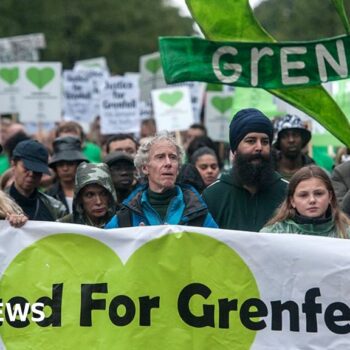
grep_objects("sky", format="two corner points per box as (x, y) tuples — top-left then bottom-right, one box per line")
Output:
(170, 0), (263, 16)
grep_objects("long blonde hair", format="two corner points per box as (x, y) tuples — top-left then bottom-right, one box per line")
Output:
(0, 191), (24, 219)
(266, 165), (350, 238)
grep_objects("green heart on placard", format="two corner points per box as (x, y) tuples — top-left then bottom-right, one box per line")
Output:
(0, 232), (259, 349)
(159, 91), (183, 107)
(145, 58), (161, 74)
(0, 67), (19, 85)
(26, 67), (55, 89)
(212, 96), (233, 114)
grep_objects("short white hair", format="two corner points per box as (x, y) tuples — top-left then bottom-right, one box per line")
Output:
(134, 133), (184, 178)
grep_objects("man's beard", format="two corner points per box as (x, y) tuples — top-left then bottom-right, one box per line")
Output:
(234, 152), (275, 190)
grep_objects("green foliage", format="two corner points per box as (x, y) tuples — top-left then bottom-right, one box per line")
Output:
(254, 0), (350, 40)
(0, 0), (194, 73)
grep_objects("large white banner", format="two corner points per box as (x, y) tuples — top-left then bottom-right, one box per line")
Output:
(0, 222), (349, 349)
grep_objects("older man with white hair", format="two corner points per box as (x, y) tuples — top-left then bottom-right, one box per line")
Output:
(105, 134), (217, 228)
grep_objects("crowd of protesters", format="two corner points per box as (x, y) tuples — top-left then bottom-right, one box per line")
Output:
(0, 109), (349, 238)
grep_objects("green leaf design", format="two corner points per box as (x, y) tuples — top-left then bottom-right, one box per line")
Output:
(332, 0), (350, 34)
(186, 0), (350, 146)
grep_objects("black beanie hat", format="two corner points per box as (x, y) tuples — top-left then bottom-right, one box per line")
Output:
(229, 108), (274, 152)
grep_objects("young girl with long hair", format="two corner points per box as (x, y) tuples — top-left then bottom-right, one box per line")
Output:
(261, 165), (350, 238)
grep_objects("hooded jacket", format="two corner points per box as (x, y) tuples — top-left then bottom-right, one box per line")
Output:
(202, 169), (288, 231)
(59, 163), (117, 227)
(105, 184), (218, 228)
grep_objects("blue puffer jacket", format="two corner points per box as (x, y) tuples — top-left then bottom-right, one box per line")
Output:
(105, 184), (218, 228)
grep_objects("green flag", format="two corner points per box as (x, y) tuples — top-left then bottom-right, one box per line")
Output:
(160, 0), (350, 146)
(160, 35), (350, 89)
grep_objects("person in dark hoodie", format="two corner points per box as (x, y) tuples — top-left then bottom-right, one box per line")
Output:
(202, 108), (288, 231)
(59, 162), (117, 227)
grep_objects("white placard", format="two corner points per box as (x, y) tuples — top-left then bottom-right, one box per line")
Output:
(74, 67), (110, 119)
(139, 52), (167, 102)
(62, 70), (94, 123)
(0, 63), (21, 114)
(152, 86), (194, 132)
(139, 100), (153, 120)
(170, 81), (206, 123)
(205, 91), (233, 142)
(74, 57), (109, 73)
(100, 75), (140, 135)
(0, 33), (46, 63)
(19, 62), (61, 123)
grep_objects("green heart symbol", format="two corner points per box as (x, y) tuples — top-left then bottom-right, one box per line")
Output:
(145, 58), (161, 74)
(0, 232), (259, 349)
(26, 67), (55, 89)
(212, 96), (233, 114)
(0, 68), (19, 85)
(159, 91), (183, 106)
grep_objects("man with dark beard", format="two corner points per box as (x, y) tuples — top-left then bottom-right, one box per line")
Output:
(273, 114), (313, 181)
(202, 108), (288, 231)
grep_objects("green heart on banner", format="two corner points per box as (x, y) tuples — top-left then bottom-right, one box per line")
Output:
(0, 233), (259, 349)
(212, 96), (233, 114)
(159, 91), (183, 106)
(145, 58), (161, 74)
(26, 67), (55, 89)
(0, 67), (19, 85)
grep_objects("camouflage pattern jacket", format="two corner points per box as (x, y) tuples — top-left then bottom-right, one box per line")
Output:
(59, 162), (117, 227)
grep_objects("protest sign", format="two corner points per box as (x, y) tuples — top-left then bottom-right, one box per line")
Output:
(18, 62), (61, 123)
(205, 92), (232, 142)
(152, 86), (194, 132)
(0, 33), (45, 63)
(171, 81), (206, 123)
(74, 57), (109, 73)
(0, 63), (21, 114)
(0, 222), (349, 349)
(100, 75), (140, 135)
(62, 70), (95, 124)
(139, 52), (167, 102)
(139, 100), (153, 120)
(77, 68), (109, 120)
